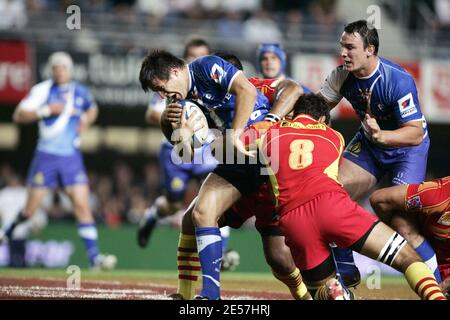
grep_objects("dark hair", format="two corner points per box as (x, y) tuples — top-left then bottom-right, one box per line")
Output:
(139, 49), (185, 92)
(183, 38), (211, 59)
(212, 51), (244, 71)
(293, 93), (331, 123)
(344, 20), (379, 55)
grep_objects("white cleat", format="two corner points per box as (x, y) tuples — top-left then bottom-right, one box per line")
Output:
(92, 253), (117, 271)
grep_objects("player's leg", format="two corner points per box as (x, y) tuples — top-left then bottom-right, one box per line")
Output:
(369, 184), (408, 223)
(63, 152), (116, 270)
(279, 203), (352, 300)
(387, 150), (441, 283)
(2, 152), (55, 240)
(137, 144), (188, 247)
(191, 172), (241, 300)
(260, 233), (312, 300)
(334, 133), (381, 287)
(356, 221), (445, 300)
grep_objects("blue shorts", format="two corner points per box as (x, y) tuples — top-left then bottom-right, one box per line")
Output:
(343, 129), (430, 185)
(159, 143), (217, 201)
(26, 150), (88, 188)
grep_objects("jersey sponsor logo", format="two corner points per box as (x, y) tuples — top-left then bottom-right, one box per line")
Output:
(210, 64), (226, 84)
(397, 92), (417, 118)
(406, 195), (422, 210)
(279, 121), (327, 131)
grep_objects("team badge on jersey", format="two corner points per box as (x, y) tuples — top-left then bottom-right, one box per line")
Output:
(398, 93), (417, 118)
(33, 172), (45, 185)
(406, 195), (422, 210)
(437, 211), (450, 226)
(348, 141), (362, 157)
(170, 177), (184, 191)
(210, 64), (226, 84)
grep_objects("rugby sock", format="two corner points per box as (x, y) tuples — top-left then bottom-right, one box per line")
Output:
(177, 233), (200, 299)
(143, 204), (158, 226)
(220, 226), (230, 254)
(414, 239), (442, 283)
(77, 223), (99, 266)
(195, 227), (222, 300)
(273, 268), (312, 300)
(404, 262), (446, 300)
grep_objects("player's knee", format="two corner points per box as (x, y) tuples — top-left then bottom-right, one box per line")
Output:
(370, 190), (391, 222)
(390, 216), (422, 246)
(192, 207), (208, 227)
(391, 244), (422, 273)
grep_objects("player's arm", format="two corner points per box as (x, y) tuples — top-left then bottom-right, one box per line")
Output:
(229, 72), (257, 131)
(318, 67), (345, 110)
(364, 116), (424, 147)
(269, 79), (303, 119)
(13, 102), (64, 123)
(79, 104), (98, 132)
(145, 108), (162, 125)
(370, 184), (409, 223)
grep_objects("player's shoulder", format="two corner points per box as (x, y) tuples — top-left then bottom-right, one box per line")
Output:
(379, 57), (415, 84)
(248, 77), (279, 87)
(30, 79), (53, 93)
(191, 55), (226, 68)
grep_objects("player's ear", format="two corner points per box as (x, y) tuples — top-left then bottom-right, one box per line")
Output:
(366, 44), (375, 57)
(318, 115), (327, 124)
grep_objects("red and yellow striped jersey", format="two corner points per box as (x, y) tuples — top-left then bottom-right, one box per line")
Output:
(405, 176), (450, 264)
(249, 77), (279, 105)
(262, 114), (346, 215)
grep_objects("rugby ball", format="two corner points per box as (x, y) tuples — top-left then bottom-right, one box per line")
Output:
(181, 100), (209, 147)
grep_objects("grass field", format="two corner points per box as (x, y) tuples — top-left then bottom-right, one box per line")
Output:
(0, 268), (418, 300)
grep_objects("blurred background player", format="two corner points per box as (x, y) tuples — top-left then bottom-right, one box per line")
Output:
(1, 52), (116, 271)
(256, 43), (312, 94)
(262, 93), (445, 300)
(137, 38), (239, 271)
(319, 19), (440, 285)
(370, 176), (450, 297)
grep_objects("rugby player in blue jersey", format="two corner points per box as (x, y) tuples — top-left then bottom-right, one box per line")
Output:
(319, 20), (441, 283)
(2, 52), (116, 270)
(139, 49), (297, 299)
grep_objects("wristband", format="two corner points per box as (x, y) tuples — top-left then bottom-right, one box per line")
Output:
(264, 113), (281, 123)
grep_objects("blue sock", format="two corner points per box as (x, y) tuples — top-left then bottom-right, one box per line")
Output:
(415, 239), (442, 283)
(77, 223), (99, 266)
(195, 227), (222, 300)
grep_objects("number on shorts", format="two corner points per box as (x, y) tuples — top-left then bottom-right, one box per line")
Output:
(289, 139), (314, 169)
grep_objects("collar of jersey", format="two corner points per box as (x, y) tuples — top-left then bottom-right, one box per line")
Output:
(293, 114), (317, 122)
(353, 57), (380, 80)
(187, 64), (194, 94)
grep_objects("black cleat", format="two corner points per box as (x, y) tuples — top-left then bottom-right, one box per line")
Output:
(137, 218), (157, 248)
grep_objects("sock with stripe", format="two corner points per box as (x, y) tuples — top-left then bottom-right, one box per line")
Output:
(404, 261), (446, 300)
(195, 227), (222, 300)
(177, 233), (200, 299)
(273, 268), (312, 300)
(77, 223), (99, 266)
(415, 239), (442, 283)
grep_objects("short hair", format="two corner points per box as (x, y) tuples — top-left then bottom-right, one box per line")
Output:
(183, 38), (211, 59)
(344, 20), (379, 55)
(212, 51), (243, 71)
(139, 49), (185, 92)
(292, 93), (331, 123)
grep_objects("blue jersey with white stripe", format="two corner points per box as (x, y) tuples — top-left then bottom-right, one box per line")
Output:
(187, 55), (270, 132)
(320, 57), (427, 135)
(19, 80), (95, 156)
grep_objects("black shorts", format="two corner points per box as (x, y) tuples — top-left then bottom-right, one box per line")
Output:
(213, 163), (266, 196)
